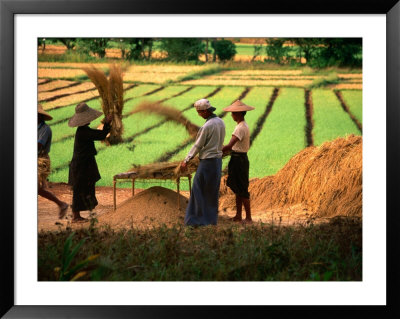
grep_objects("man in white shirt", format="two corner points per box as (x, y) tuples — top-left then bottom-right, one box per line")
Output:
(222, 100), (255, 223)
(180, 99), (225, 226)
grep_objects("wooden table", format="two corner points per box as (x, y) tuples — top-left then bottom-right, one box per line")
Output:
(112, 171), (192, 211)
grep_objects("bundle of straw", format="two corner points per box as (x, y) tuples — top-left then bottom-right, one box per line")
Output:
(38, 155), (51, 187)
(126, 157), (200, 181)
(108, 64), (124, 144)
(130, 101), (200, 138)
(82, 64), (124, 145)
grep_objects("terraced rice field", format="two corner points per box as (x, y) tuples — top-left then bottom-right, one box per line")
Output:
(38, 63), (362, 190)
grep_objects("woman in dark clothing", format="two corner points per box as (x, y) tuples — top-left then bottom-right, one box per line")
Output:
(68, 102), (112, 222)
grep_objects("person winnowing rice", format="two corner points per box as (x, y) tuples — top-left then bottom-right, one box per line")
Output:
(180, 99), (226, 226)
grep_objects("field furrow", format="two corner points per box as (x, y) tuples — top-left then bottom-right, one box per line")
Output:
(340, 90), (363, 125)
(334, 91), (362, 132)
(304, 89), (314, 147)
(312, 89), (361, 146)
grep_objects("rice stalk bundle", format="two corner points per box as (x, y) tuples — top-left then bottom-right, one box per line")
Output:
(38, 155), (51, 187)
(82, 64), (125, 145)
(107, 64), (124, 144)
(82, 66), (111, 114)
(130, 101), (200, 139)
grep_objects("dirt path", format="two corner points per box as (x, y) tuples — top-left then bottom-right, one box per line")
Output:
(38, 182), (328, 232)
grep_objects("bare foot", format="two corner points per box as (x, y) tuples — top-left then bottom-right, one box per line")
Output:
(72, 217), (88, 223)
(229, 216), (242, 222)
(58, 203), (69, 219)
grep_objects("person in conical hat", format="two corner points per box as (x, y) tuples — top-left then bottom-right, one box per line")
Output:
(222, 100), (255, 223)
(180, 98), (226, 226)
(68, 102), (112, 222)
(38, 104), (69, 219)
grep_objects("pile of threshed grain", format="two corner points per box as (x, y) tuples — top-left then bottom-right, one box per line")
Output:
(219, 135), (362, 218)
(82, 64), (124, 145)
(98, 186), (188, 229)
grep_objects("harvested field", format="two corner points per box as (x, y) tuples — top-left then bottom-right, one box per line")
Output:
(41, 83), (132, 110)
(329, 83), (363, 90)
(38, 78), (51, 85)
(124, 71), (189, 83)
(38, 62), (111, 69)
(221, 70), (304, 76)
(38, 79), (78, 93)
(338, 73), (363, 79)
(38, 68), (88, 79)
(38, 81), (96, 101)
(181, 78), (314, 87)
(125, 64), (204, 74)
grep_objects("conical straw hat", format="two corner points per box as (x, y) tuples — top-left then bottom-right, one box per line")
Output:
(38, 103), (53, 121)
(68, 102), (103, 127)
(223, 100), (255, 112)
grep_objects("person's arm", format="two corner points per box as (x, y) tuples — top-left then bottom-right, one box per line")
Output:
(180, 126), (208, 171)
(86, 114), (113, 140)
(222, 135), (239, 154)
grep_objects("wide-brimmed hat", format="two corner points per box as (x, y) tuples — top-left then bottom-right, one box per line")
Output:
(223, 100), (255, 112)
(68, 102), (103, 127)
(38, 103), (53, 121)
(194, 98), (216, 113)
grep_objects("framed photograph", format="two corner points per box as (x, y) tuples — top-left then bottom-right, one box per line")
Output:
(1, 0), (399, 317)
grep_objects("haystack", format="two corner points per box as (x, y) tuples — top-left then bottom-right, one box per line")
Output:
(98, 186), (188, 229)
(82, 64), (124, 144)
(219, 135), (362, 218)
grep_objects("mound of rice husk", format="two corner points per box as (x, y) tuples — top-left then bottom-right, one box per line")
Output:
(98, 186), (189, 229)
(82, 64), (124, 145)
(219, 134), (362, 218)
(130, 101), (200, 138)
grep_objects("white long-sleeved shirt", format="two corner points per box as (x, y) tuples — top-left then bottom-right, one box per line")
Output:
(184, 115), (225, 162)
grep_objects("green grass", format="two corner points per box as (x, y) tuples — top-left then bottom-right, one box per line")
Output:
(340, 90), (362, 124)
(169, 86), (247, 162)
(248, 88), (307, 177)
(312, 89), (361, 146)
(38, 217), (362, 281)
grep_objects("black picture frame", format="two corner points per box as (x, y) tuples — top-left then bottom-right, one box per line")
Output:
(1, 0), (399, 318)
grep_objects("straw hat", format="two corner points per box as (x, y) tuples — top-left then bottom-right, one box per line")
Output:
(194, 99), (216, 112)
(223, 100), (255, 112)
(38, 103), (53, 121)
(68, 102), (103, 127)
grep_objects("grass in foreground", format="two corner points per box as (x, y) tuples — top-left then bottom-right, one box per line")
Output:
(38, 217), (362, 281)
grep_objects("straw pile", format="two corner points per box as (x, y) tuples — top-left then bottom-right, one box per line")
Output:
(220, 135), (362, 218)
(38, 155), (51, 187)
(82, 64), (124, 145)
(130, 101), (200, 138)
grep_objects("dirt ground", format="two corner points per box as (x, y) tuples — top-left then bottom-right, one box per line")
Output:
(38, 182), (330, 232)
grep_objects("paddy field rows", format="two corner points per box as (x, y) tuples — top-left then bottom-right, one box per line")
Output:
(38, 62), (362, 190)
